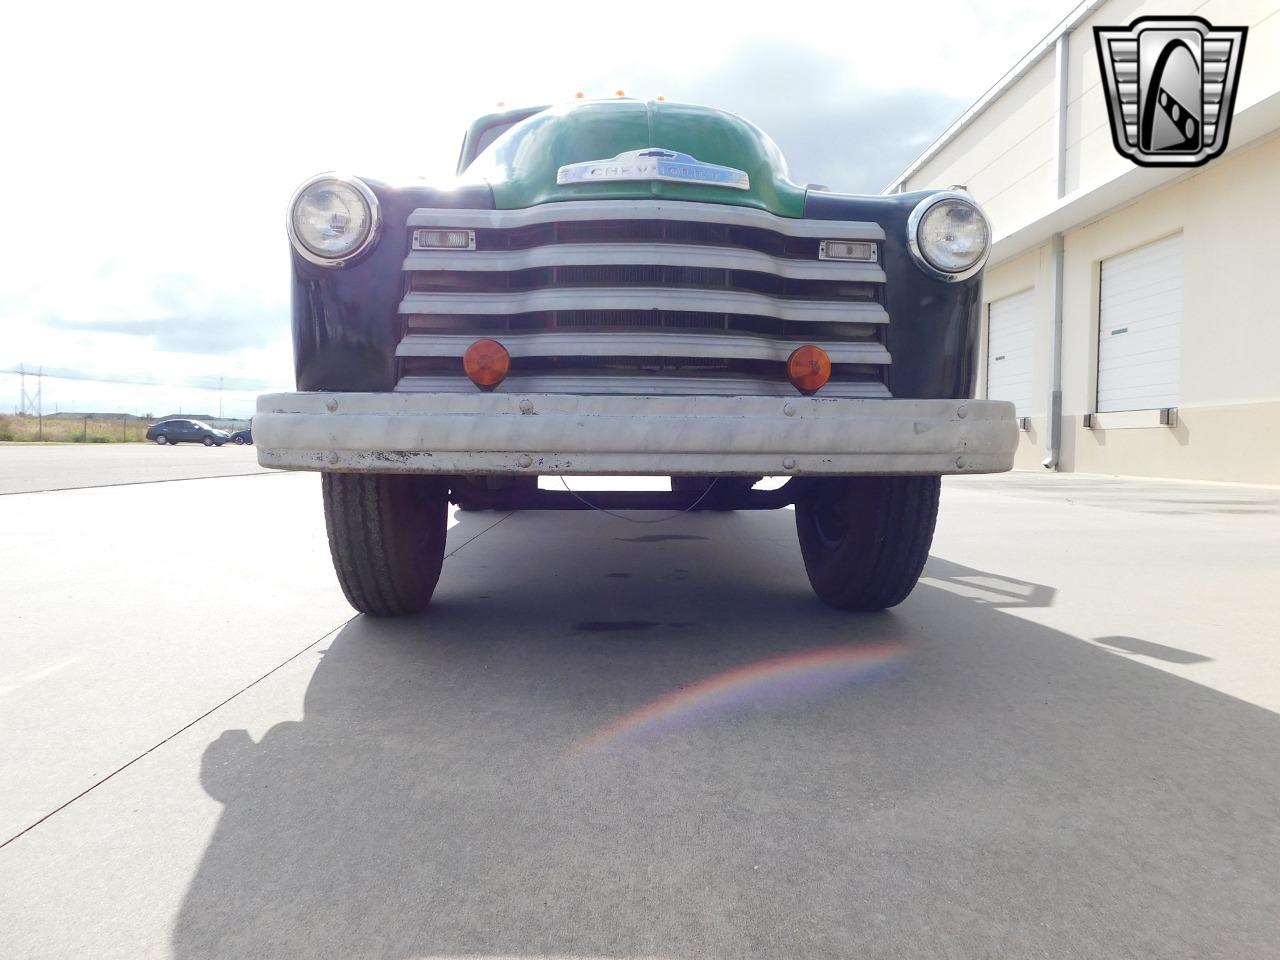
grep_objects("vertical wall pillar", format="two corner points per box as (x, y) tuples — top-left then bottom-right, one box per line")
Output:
(1053, 34), (1069, 201)
(1044, 33), (1070, 470)
(1044, 233), (1066, 469)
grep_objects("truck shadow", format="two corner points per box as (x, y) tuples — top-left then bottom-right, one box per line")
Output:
(173, 509), (1280, 960)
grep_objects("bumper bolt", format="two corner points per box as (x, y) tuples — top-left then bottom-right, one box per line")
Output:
(517, 454), (533, 469)
(956, 404), (968, 419)
(326, 452), (339, 465)
(782, 456), (797, 470)
(783, 402), (797, 417)
(325, 398), (338, 412)
(955, 455), (967, 469)
(518, 399), (534, 415)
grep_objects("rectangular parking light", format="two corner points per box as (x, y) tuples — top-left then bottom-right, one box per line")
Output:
(413, 228), (476, 250)
(818, 240), (877, 262)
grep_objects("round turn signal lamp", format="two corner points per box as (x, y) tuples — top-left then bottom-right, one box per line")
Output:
(787, 345), (831, 394)
(463, 339), (511, 391)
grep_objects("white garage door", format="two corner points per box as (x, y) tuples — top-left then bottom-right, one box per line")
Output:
(986, 289), (1036, 416)
(1097, 233), (1183, 412)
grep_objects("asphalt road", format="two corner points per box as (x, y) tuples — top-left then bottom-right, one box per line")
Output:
(1, 452), (1278, 959)
(0, 442), (271, 494)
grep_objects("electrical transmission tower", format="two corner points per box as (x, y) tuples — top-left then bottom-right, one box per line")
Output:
(18, 364), (42, 418)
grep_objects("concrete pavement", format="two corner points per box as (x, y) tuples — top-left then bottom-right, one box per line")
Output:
(0, 442), (271, 494)
(1, 461), (1277, 958)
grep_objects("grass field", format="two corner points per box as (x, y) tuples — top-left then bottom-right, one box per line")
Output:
(0, 415), (151, 443)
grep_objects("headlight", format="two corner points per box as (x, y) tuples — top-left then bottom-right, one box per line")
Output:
(907, 192), (990, 282)
(287, 174), (380, 266)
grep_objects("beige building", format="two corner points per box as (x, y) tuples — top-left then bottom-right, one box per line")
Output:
(887, 0), (1280, 483)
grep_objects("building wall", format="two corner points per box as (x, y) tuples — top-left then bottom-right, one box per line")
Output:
(979, 132), (1280, 482)
(974, 245), (1053, 471)
(901, 0), (1280, 239)
(907, 55), (1058, 238)
(895, 0), (1280, 482)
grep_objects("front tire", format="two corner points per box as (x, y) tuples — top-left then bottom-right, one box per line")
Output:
(795, 476), (940, 611)
(155, 435), (168, 445)
(202, 437), (214, 447)
(321, 473), (449, 617)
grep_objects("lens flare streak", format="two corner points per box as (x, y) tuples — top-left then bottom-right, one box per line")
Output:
(565, 643), (908, 759)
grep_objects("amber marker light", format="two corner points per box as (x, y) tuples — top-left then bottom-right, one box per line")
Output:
(463, 339), (511, 391)
(787, 345), (831, 395)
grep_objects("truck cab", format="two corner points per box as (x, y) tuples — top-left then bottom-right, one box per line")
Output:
(258, 98), (1017, 616)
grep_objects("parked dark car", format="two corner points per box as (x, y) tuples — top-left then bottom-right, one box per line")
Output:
(229, 424), (253, 445)
(146, 419), (230, 446)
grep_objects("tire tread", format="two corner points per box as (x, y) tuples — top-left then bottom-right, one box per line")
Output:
(796, 475), (940, 611)
(321, 474), (446, 616)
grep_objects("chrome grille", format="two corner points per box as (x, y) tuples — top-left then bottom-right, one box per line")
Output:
(395, 200), (890, 397)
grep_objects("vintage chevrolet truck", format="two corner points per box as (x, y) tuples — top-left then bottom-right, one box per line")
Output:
(257, 98), (1017, 616)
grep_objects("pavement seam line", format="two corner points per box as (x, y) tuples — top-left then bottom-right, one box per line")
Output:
(0, 618), (354, 852)
(0, 470), (283, 497)
(444, 511), (513, 559)
(0, 510), (508, 850)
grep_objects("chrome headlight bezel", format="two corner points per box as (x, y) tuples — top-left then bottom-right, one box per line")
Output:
(286, 173), (381, 267)
(906, 191), (991, 282)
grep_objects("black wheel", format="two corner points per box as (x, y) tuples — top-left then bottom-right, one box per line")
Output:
(155, 435), (168, 445)
(233, 436), (246, 445)
(321, 473), (449, 616)
(795, 475), (940, 611)
(202, 436), (214, 447)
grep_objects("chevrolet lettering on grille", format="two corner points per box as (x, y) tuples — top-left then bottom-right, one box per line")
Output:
(557, 148), (750, 190)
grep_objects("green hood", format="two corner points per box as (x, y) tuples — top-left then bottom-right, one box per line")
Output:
(462, 99), (808, 218)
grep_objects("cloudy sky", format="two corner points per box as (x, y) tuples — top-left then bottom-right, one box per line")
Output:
(1, 0), (1074, 419)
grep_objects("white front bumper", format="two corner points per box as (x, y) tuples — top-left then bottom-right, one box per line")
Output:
(254, 392), (1017, 476)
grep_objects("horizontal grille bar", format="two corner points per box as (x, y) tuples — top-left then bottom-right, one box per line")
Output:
(407, 199), (883, 240)
(404, 313), (884, 344)
(399, 288), (887, 324)
(404, 243), (884, 282)
(396, 332), (891, 365)
(407, 266), (878, 301)
(395, 374), (891, 399)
